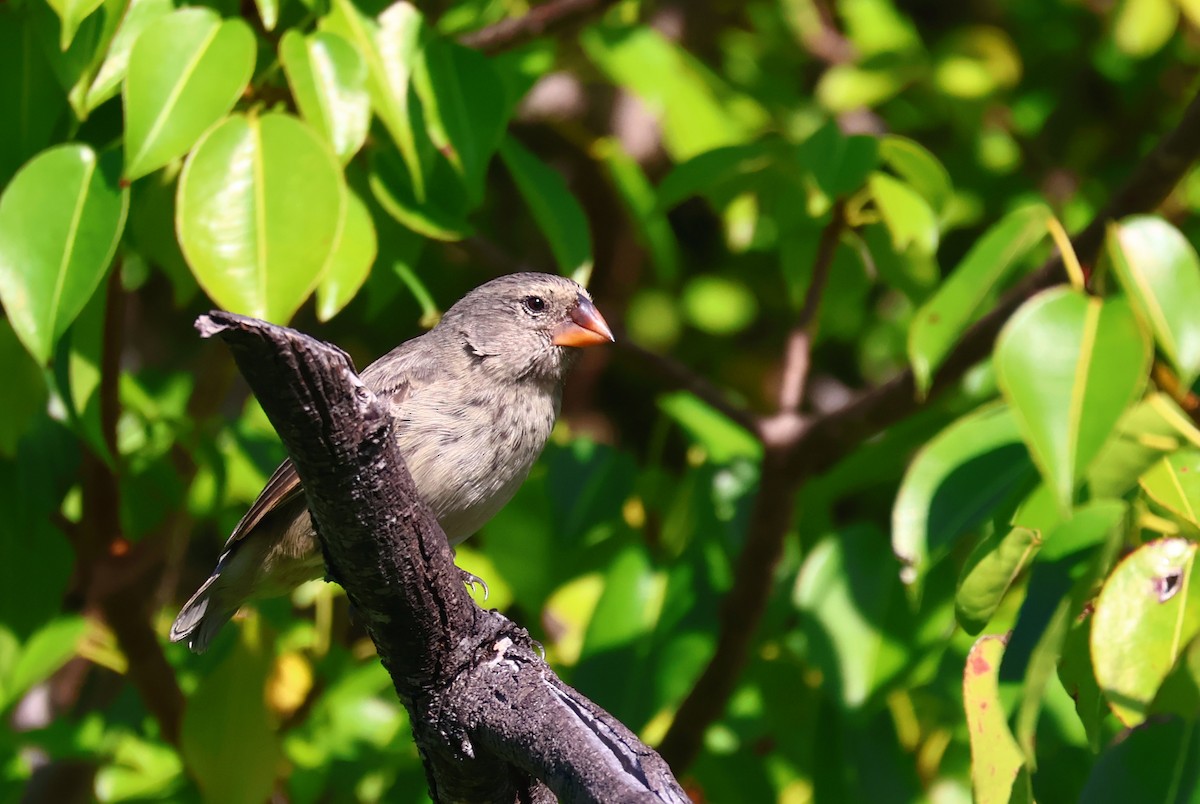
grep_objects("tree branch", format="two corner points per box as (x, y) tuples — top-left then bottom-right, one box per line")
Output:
(197, 312), (686, 803)
(659, 86), (1200, 772)
(777, 202), (845, 415)
(458, 0), (621, 55)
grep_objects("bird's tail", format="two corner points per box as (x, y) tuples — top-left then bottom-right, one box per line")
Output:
(169, 570), (238, 654)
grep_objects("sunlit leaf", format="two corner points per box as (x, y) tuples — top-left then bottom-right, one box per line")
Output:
(868, 171), (939, 256)
(595, 137), (680, 283)
(0, 616), (87, 711)
(964, 635), (1027, 804)
(1112, 0), (1178, 58)
(1092, 538), (1200, 726)
(1139, 450), (1200, 528)
(909, 203), (1052, 394)
(1087, 392), (1200, 500)
(879, 135), (952, 212)
(44, 0), (104, 51)
(1107, 216), (1200, 387)
(83, 0), (174, 114)
(122, 8), (256, 181)
(0, 144), (127, 363)
(995, 288), (1151, 510)
(322, 0), (425, 198)
(368, 146), (470, 241)
(177, 112), (347, 322)
(279, 31), (371, 165)
(315, 190), (377, 321)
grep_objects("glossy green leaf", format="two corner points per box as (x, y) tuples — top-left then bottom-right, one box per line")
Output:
(1107, 216), (1200, 387)
(996, 288), (1151, 510)
(879, 135), (952, 213)
(122, 8), (256, 181)
(909, 203), (1052, 395)
(1079, 718), (1200, 802)
(0, 144), (127, 363)
(1139, 450), (1200, 527)
(657, 391), (761, 464)
(44, 0), (104, 51)
(1059, 615), (1107, 752)
(892, 403), (1035, 596)
(595, 138), (680, 283)
(177, 112), (347, 322)
(1092, 538), (1200, 726)
(1088, 392), (1200, 500)
(412, 35), (508, 203)
(580, 24), (767, 160)
(868, 171), (939, 256)
(0, 616), (87, 711)
(964, 635), (1026, 804)
(322, 0), (425, 198)
(280, 31), (370, 165)
(254, 0), (279, 30)
(182, 638), (279, 804)
(956, 526), (1041, 635)
(499, 136), (594, 284)
(83, 0), (173, 114)
(1150, 633), (1200, 720)
(315, 191), (377, 322)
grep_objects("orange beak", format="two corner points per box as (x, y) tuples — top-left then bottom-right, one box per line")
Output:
(552, 296), (615, 347)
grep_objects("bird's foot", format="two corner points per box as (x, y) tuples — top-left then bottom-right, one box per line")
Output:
(458, 567), (490, 601)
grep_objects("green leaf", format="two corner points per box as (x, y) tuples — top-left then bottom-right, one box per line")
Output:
(868, 171), (939, 256)
(892, 403), (1035, 597)
(412, 35), (508, 203)
(1092, 538), (1200, 726)
(909, 203), (1052, 395)
(368, 146), (470, 241)
(956, 526), (1041, 635)
(82, 0), (174, 114)
(122, 8), (256, 181)
(0, 6), (68, 186)
(315, 190), (377, 321)
(1088, 392), (1200, 500)
(995, 288), (1151, 511)
(657, 391), (761, 463)
(322, 0), (425, 199)
(964, 635), (1026, 804)
(0, 616), (87, 711)
(1059, 614), (1107, 752)
(44, 0), (104, 51)
(1107, 216), (1200, 387)
(1112, 0), (1179, 58)
(656, 141), (778, 212)
(279, 31), (370, 166)
(0, 321), (47, 457)
(580, 24), (767, 160)
(594, 138), (680, 283)
(681, 275), (758, 335)
(1079, 718), (1200, 802)
(0, 144), (127, 364)
(181, 638), (279, 804)
(878, 135), (952, 213)
(499, 136), (594, 284)
(177, 112), (347, 322)
(254, 0), (279, 31)
(800, 121), (880, 200)
(1139, 449), (1200, 528)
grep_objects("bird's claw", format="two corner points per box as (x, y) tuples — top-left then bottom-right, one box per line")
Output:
(459, 568), (490, 601)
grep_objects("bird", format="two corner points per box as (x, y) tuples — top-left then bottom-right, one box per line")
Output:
(170, 272), (614, 652)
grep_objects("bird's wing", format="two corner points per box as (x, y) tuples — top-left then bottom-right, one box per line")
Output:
(219, 336), (447, 553)
(219, 459), (305, 553)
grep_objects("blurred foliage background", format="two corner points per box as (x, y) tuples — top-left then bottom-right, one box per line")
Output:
(5, 0), (1200, 800)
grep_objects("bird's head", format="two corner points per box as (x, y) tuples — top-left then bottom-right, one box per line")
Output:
(438, 272), (614, 385)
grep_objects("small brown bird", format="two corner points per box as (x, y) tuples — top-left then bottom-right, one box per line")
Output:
(171, 273), (613, 652)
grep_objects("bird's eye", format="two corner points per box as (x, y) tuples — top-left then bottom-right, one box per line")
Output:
(523, 295), (546, 313)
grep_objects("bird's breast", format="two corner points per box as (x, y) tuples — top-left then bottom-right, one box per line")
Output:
(393, 383), (559, 543)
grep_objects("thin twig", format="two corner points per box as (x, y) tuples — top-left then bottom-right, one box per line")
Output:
(459, 0), (621, 54)
(776, 203), (845, 415)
